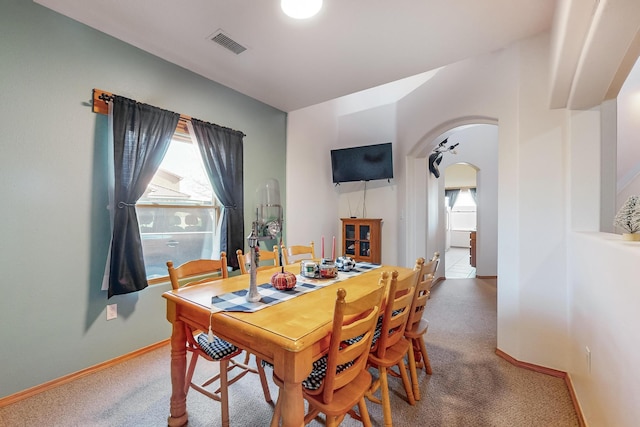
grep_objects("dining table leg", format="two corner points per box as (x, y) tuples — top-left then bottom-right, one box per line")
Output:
(274, 349), (312, 427)
(167, 320), (189, 427)
(278, 379), (305, 427)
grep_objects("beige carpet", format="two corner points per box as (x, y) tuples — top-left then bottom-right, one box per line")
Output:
(0, 277), (580, 426)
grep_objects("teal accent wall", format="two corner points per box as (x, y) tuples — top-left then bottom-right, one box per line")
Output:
(0, 0), (286, 398)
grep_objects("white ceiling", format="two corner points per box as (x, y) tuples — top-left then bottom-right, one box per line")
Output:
(35, 0), (557, 112)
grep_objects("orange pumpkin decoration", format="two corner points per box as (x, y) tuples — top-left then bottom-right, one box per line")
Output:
(271, 270), (297, 290)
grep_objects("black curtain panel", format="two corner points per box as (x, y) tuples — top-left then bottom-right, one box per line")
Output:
(108, 96), (179, 297)
(445, 189), (460, 209)
(190, 119), (245, 270)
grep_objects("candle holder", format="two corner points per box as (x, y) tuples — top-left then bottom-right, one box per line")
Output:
(319, 258), (338, 278)
(246, 229), (261, 303)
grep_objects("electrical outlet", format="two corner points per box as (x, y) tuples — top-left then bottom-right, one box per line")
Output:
(106, 304), (117, 320)
(585, 346), (591, 373)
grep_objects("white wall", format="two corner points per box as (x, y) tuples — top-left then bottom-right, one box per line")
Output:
(569, 232), (640, 426)
(286, 97), (400, 265)
(565, 103), (640, 425)
(395, 34), (571, 369)
(511, 35), (570, 369)
(335, 104), (399, 264)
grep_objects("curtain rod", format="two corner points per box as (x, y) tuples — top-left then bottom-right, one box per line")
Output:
(444, 186), (476, 190)
(91, 88), (246, 136)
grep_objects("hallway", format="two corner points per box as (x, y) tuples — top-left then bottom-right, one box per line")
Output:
(445, 246), (476, 278)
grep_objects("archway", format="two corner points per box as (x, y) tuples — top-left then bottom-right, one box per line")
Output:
(404, 119), (498, 279)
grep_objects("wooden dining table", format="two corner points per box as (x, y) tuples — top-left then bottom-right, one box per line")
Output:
(163, 262), (413, 427)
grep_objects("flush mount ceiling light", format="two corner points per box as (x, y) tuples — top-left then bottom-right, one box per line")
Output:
(281, 0), (322, 19)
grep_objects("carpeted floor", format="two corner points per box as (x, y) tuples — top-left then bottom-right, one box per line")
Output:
(0, 277), (580, 426)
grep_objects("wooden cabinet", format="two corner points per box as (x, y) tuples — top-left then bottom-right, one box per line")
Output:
(470, 231), (476, 267)
(341, 218), (382, 264)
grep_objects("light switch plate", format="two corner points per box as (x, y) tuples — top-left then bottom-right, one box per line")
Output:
(106, 304), (117, 320)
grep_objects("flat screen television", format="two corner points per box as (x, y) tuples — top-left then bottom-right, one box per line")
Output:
(331, 142), (393, 184)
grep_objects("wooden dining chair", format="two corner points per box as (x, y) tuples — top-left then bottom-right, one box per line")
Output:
(167, 255), (228, 289)
(281, 241), (315, 265)
(404, 257), (436, 401)
(236, 245), (280, 274)
(166, 253), (271, 427)
(406, 252), (439, 383)
(270, 272), (389, 427)
(426, 251), (440, 292)
(365, 268), (420, 427)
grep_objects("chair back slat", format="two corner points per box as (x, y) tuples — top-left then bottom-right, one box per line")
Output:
(281, 241), (315, 265)
(406, 251), (439, 331)
(319, 271), (388, 404)
(236, 246), (280, 274)
(425, 251), (440, 276)
(166, 253), (228, 290)
(373, 269), (419, 359)
(407, 257), (431, 331)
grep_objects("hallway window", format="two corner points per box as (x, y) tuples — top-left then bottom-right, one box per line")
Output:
(452, 188), (476, 209)
(450, 188), (477, 231)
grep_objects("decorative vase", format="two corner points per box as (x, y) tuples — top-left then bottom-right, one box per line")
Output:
(622, 233), (640, 241)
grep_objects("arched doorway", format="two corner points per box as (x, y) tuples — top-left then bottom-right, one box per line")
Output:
(405, 121), (498, 279)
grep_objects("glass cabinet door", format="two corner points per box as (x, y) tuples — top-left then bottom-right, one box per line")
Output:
(359, 225), (371, 257)
(345, 224), (356, 256)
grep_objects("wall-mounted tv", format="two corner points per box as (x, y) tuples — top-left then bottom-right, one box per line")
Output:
(331, 142), (393, 184)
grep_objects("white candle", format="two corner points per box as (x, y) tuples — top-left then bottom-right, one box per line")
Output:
(321, 235), (325, 259)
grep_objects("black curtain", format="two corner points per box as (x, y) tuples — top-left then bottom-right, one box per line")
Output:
(470, 187), (477, 204)
(108, 96), (179, 297)
(190, 119), (245, 270)
(445, 189), (460, 209)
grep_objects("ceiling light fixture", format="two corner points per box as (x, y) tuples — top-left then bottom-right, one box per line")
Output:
(281, 0), (322, 19)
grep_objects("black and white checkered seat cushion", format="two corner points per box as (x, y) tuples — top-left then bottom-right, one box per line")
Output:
(261, 355), (355, 391)
(344, 316), (382, 347)
(195, 333), (239, 360)
(360, 310), (403, 348)
(302, 355), (354, 391)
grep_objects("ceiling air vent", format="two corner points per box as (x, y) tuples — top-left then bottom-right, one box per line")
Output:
(210, 30), (247, 55)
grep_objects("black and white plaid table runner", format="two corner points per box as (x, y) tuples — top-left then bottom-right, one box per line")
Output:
(210, 263), (382, 313)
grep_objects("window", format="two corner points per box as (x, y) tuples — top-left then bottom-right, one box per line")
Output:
(450, 188), (477, 231)
(137, 131), (221, 280)
(452, 188), (476, 209)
